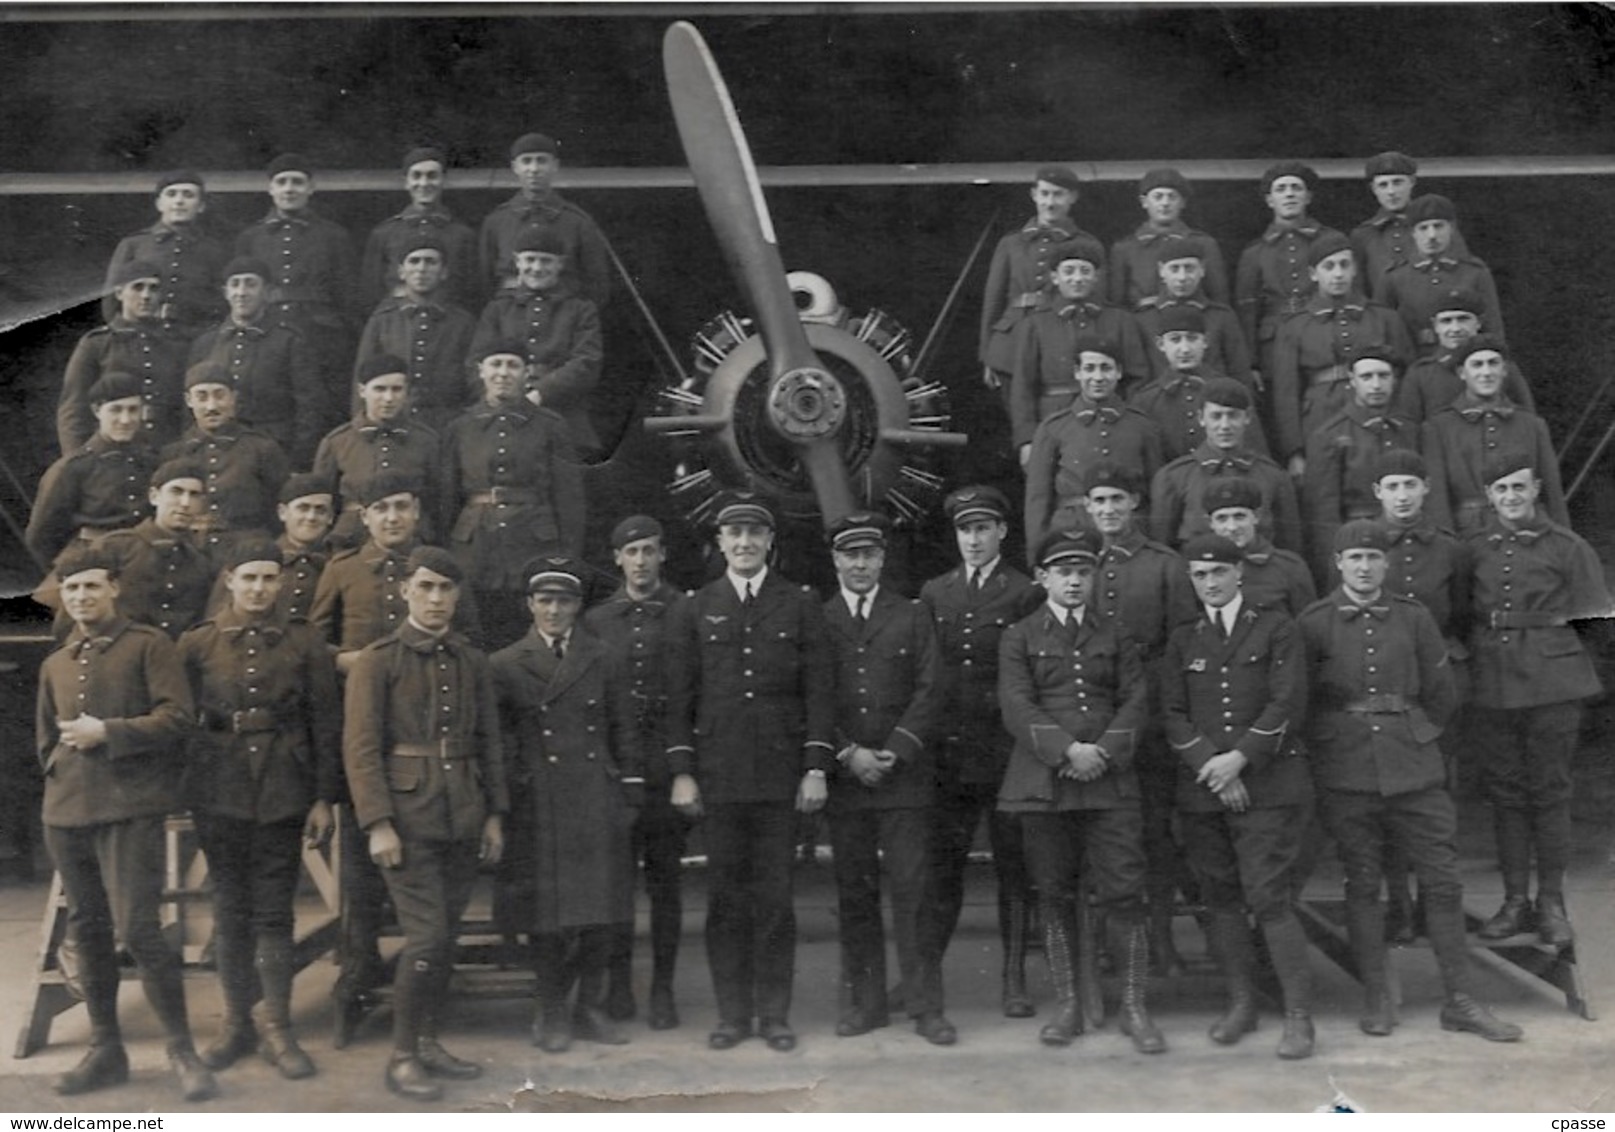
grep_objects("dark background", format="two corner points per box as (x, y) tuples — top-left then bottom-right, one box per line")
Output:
(2, 2), (1615, 594)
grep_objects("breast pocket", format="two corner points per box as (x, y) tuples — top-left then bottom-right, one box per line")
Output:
(387, 755), (424, 793)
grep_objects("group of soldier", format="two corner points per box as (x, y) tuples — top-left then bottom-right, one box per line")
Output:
(21, 137), (1615, 1105)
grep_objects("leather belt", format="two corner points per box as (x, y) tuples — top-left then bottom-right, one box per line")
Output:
(1342, 694), (1411, 714)
(467, 487), (540, 505)
(1307, 365), (1350, 387)
(1010, 292), (1043, 309)
(1485, 610), (1567, 630)
(200, 705), (278, 733)
(394, 739), (468, 762)
(1039, 384), (1081, 399)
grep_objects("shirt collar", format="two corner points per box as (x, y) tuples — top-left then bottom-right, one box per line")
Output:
(965, 557), (1000, 586)
(728, 566), (768, 602)
(841, 585), (879, 615)
(1207, 592), (1244, 626)
(1045, 600), (1084, 626)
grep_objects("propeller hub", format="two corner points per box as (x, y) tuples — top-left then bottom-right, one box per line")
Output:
(768, 367), (846, 439)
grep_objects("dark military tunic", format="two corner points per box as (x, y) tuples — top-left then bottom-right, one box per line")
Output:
(353, 297), (477, 425)
(1024, 398), (1165, 557)
(162, 423), (289, 545)
(1422, 395), (1567, 536)
(26, 436), (158, 565)
(311, 415), (443, 549)
(1092, 525), (1197, 667)
(1009, 301), (1154, 446)
(1127, 369), (1270, 462)
(1349, 209), (1470, 298)
(1269, 294), (1414, 461)
(178, 608), (340, 824)
(1301, 402), (1427, 573)
(1380, 253), (1505, 353)
(477, 190), (612, 308)
(1108, 221), (1231, 310)
(1238, 538), (1318, 618)
(1383, 517), (1471, 644)
(1234, 218), (1347, 362)
(583, 580), (686, 774)
(440, 401), (585, 588)
(203, 534), (330, 625)
(97, 519), (216, 639)
(308, 538), (481, 653)
(36, 617), (194, 828)
(1395, 350), (1534, 427)
(104, 221), (229, 337)
(188, 315), (326, 464)
(359, 204), (479, 312)
(1133, 293), (1254, 388)
(979, 216), (1099, 373)
(470, 287), (604, 454)
(58, 316), (191, 455)
(492, 628), (642, 931)
(1149, 442), (1303, 554)
(233, 208), (358, 327)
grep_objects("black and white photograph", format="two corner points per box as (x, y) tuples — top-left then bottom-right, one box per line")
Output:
(0, 2), (1613, 1114)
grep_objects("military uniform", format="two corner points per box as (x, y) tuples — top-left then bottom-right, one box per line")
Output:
(354, 298), (477, 431)
(309, 538), (481, 653)
(1269, 294), (1413, 461)
(664, 567), (836, 1036)
(1380, 254), (1505, 354)
(162, 424), (289, 559)
(233, 209), (358, 389)
(37, 615), (206, 1091)
(1465, 512), (1613, 941)
(311, 417), (443, 550)
(1422, 395), (1567, 535)
(1234, 218), (1347, 378)
(1150, 442), (1303, 554)
(469, 288), (604, 455)
(178, 603), (339, 1074)
(1010, 302), (1154, 444)
(979, 215), (1097, 377)
(58, 317), (192, 455)
(1109, 222), (1231, 310)
(104, 222), (229, 339)
(26, 436), (158, 566)
(1384, 517), (1471, 644)
(96, 519), (215, 639)
(918, 556), (1040, 1015)
(204, 532), (330, 625)
(822, 584), (945, 1031)
(1237, 537), (1317, 618)
(1351, 211), (1470, 299)
(1127, 370), (1271, 462)
(1134, 294), (1254, 388)
(1301, 403), (1427, 577)
(1396, 350), (1534, 427)
(478, 191), (612, 308)
(1024, 399), (1164, 556)
(188, 316), (325, 465)
(360, 205), (479, 313)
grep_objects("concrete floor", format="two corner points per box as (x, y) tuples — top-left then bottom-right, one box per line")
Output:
(2, 812), (1612, 1114)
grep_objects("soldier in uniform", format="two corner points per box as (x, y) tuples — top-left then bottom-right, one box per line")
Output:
(178, 540), (339, 1081)
(1301, 349), (1427, 582)
(1024, 334), (1165, 556)
(820, 513), (952, 1045)
(1202, 477), (1316, 618)
(59, 259), (191, 455)
(664, 492), (836, 1053)
(313, 354), (444, 550)
(343, 546), (506, 1099)
(1010, 237), (1153, 455)
(440, 340), (585, 649)
(470, 230), (605, 459)
(1379, 195), (1505, 354)
(359, 146), (480, 312)
(353, 233), (476, 432)
(36, 547), (214, 1101)
(1134, 237), (1253, 390)
(584, 516), (690, 1031)
(1269, 234), (1413, 475)
(997, 528), (1163, 1053)
(1108, 167), (1230, 310)
(1466, 451), (1615, 946)
(1395, 289), (1533, 427)
(1234, 162), (1345, 396)
(1348, 151), (1469, 297)
(233, 153), (358, 399)
(1162, 534), (1314, 1059)
(91, 459), (215, 639)
(187, 256), (326, 465)
(1128, 306), (1268, 462)
(1150, 377), (1302, 554)
(979, 166), (1093, 399)
(1298, 519), (1521, 1043)
(208, 472), (336, 624)
(1422, 337), (1566, 536)
(163, 363), (290, 564)
(919, 486), (1040, 1019)
(103, 171), (228, 340)
(493, 557), (643, 1053)
(27, 373), (159, 567)
(1084, 463), (1200, 973)
(478, 131), (611, 308)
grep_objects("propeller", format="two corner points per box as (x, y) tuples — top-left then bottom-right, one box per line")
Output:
(663, 21), (857, 526)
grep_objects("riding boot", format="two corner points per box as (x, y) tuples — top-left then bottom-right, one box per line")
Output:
(385, 959), (441, 1100)
(54, 953), (128, 1096)
(603, 923), (637, 1020)
(1147, 882), (1186, 977)
(648, 881), (683, 1029)
(1110, 916), (1166, 1053)
(531, 933), (572, 1053)
(1205, 910), (1258, 1045)
(1037, 897), (1082, 1046)
(1533, 803), (1574, 945)
(1262, 914), (1315, 1059)
(200, 923), (258, 1069)
(1000, 892), (1035, 1018)
(253, 935), (314, 1079)
(1345, 900), (1393, 1035)
(1479, 807), (1534, 940)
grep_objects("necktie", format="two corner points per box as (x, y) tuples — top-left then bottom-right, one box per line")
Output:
(970, 570), (984, 593)
(1220, 609), (1232, 639)
(856, 595), (869, 623)
(743, 581), (755, 608)
(552, 636), (565, 660)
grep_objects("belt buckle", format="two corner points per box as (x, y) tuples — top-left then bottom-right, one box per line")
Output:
(488, 486), (508, 504)
(231, 709), (246, 733)
(1489, 611), (1503, 630)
